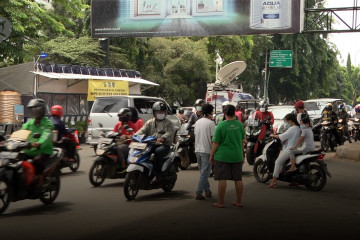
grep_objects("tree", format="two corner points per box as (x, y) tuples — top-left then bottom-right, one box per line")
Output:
(0, 0), (89, 66)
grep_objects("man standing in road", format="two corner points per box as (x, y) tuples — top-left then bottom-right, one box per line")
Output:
(194, 103), (216, 200)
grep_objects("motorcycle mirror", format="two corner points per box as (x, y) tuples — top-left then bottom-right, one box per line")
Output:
(32, 132), (41, 138)
(98, 123), (103, 128)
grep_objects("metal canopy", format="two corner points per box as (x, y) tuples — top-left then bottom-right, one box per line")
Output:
(31, 71), (159, 86)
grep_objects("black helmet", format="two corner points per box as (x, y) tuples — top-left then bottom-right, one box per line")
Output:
(152, 101), (167, 117)
(117, 108), (132, 118)
(27, 98), (47, 119)
(194, 99), (205, 106)
(326, 103), (333, 111)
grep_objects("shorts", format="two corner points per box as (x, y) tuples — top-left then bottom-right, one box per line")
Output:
(214, 160), (243, 181)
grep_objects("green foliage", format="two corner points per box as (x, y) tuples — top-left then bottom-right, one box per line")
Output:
(67, 120), (87, 132)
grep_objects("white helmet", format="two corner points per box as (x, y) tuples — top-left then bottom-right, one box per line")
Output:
(222, 101), (230, 106)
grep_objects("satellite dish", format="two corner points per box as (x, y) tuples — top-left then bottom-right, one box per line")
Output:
(216, 61), (246, 85)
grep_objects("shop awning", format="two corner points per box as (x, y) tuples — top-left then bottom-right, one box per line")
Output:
(31, 71), (159, 86)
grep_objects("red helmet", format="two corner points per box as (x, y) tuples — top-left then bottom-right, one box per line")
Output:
(295, 100), (304, 108)
(355, 104), (360, 113)
(51, 105), (63, 117)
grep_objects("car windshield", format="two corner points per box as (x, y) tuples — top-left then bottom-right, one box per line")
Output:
(92, 98), (128, 113)
(304, 102), (322, 111)
(268, 106), (293, 120)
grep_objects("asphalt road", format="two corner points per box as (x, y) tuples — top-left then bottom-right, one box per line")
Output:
(1, 144), (359, 240)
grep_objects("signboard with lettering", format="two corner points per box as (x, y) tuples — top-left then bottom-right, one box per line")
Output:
(87, 79), (129, 101)
(269, 50), (293, 68)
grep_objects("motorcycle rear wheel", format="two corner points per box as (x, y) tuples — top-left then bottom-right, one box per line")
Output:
(124, 171), (140, 200)
(69, 152), (80, 172)
(305, 165), (327, 191)
(0, 177), (11, 214)
(253, 159), (271, 183)
(89, 160), (106, 187)
(40, 168), (61, 204)
(246, 146), (255, 165)
(162, 175), (177, 192)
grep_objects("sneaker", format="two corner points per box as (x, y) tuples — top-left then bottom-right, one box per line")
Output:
(195, 194), (205, 200)
(205, 191), (212, 198)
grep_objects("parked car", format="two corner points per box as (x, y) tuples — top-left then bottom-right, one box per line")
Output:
(268, 105), (294, 133)
(86, 95), (181, 152)
(304, 98), (347, 140)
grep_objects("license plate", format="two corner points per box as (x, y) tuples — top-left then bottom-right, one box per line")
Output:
(129, 142), (147, 150)
(0, 151), (19, 159)
(96, 149), (105, 155)
(248, 119), (258, 126)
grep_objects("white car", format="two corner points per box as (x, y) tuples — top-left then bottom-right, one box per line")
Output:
(268, 105), (294, 133)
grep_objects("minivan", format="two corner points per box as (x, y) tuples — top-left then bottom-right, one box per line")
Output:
(86, 95), (180, 151)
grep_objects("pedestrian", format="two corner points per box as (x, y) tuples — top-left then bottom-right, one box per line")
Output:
(194, 103), (216, 200)
(210, 104), (246, 208)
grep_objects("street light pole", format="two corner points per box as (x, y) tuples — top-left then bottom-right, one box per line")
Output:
(264, 51), (268, 101)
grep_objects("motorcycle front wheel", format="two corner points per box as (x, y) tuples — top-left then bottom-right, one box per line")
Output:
(253, 159), (271, 183)
(162, 174), (177, 192)
(40, 168), (61, 204)
(179, 151), (190, 170)
(305, 165), (327, 191)
(0, 176), (11, 214)
(320, 135), (330, 152)
(89, 160), (106, 187)
(124, 171), (140, 200)
(69, 152), (80, 172)
(246, 146), (255, 165)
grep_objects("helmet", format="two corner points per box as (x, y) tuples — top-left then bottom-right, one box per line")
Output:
(117, 108), (132, 118)
(326, 103), (333, 111)
(295, 100), (304, 108)
(51, 105), (63, 117)
(355, 104), (360, 113)
(338, 104), (345, 112)
(259, 100), (268, 112)
(194, 99), (205, 106)
(27, 98), (47, 119)
(222, 101), (230, 106)
(152, 101), (167, 117)
(117, 108), (132, 122)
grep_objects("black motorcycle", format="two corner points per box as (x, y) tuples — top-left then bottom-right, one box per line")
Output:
(245, 116), (272, 165)
(351, 116), (360, 142)
(0, 130), (61, 214)
(176, 123), (197, 170)
(89, 130), (132, 187)
(319, 120), (337, 152)
(54, 130), (81, 172)
(253, 138), (331, 191)
(336, 118), (348, 145)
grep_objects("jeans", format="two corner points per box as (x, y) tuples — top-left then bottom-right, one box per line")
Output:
(196, 152), (211, 195)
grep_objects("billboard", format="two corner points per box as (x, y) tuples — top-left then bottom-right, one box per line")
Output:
(87, 79), (129, 101)
(91, 0), (304, 38)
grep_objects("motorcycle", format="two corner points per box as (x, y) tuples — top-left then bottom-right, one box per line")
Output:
(53, 129), (81, 172)
(351, 116), (360, 142)
(176, 123), (197, 170)
(336, 118), (348, 145)
(319, 120), (337, 152)
(253, 137), (331, 191)
(123, 134), (180, 200)
(245, 115), (273, 165)
(89, 127), (133, 187)
(0, 130), (62, 215)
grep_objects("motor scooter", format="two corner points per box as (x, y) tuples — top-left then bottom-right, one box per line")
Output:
(351, 116), (360, 142)
(245, 115), (273, 165)
(253, 137), (331, 191)
(89, 127), (133, 187)
(123, 133), (180, 200)
(0, 130), (62, 214)
(176, 123), (197, 170)
(319, 120), (337, 152)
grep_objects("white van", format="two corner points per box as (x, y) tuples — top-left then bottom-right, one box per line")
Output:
(87, 95), (180, 150)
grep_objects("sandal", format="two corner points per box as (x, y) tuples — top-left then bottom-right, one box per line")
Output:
(212, 203), (225, 208)
(195, 195), (205, 200)
(268, 182), (278, 188)
(232, 201), (243, 207)
(205, 191), (212, 198)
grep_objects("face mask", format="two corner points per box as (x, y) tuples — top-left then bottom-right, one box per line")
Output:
(285, 122), (290, 128)
(196, 106), (202, 112)
(156, 113), (166, 120)
(260, 108), (265, 113)
(300, 124), (306, 129)
(119, 116), (128, 122)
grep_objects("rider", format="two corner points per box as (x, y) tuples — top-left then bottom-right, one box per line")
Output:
(113, 108), (143, 169)
(186, 99), (205, 131)
(320, 103), (341, 145)
(135, 101), (175, 183)
(215, 101), (237, 125)
(254, 100), (274, 140)
(50, 105), (76, 162)
(337, 103), (352, 144)
(293, 100), (309, 124)
(22, 99), (53, 189)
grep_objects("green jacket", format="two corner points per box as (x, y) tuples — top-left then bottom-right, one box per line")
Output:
(21, 117), (54, 156)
